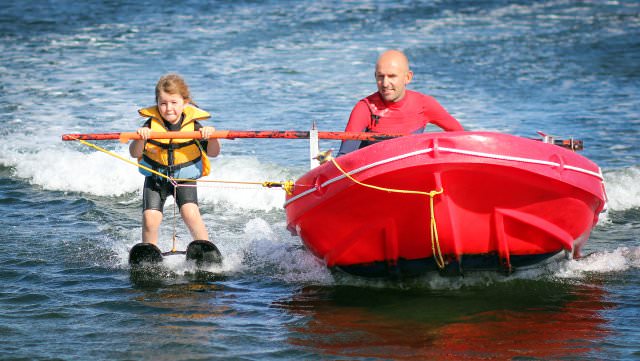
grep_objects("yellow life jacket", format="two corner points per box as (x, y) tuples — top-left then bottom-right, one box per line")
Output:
(138, 104), (211, 179)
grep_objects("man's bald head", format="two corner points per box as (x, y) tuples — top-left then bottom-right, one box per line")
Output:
(376, 50), (410, 72)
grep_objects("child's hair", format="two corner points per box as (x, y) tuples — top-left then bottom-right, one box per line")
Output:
(155, 73), (191, 102)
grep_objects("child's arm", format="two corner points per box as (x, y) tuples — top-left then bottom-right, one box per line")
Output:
(129, 127), (151, 158)
(200, 126), (221, 157)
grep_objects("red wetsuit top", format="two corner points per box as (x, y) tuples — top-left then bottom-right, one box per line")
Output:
(338, 90), (463, 155)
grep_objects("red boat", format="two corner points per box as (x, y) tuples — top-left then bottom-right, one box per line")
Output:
(284, 131), (607, 278)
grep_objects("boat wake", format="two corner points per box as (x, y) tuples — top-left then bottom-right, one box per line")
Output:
(602, 166), (640, 212)
(327, 246), (640, 290)
(110, 215), (639, 289)
(553, 246), (640, 277)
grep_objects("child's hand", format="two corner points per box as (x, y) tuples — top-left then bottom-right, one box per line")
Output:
(200, 126), (216, 139)
(136, 127), (151, 140)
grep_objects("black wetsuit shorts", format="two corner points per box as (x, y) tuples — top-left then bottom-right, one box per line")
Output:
(142, 177), (198, 212)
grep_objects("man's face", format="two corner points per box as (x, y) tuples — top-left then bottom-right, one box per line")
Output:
(375, 58), (412, 103)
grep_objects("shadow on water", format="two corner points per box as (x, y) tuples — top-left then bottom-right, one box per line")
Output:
(275, 279), (612, 360)
(122, 274), (234, 359)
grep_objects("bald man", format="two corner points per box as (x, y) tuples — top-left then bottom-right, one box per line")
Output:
(338, 50), (463, 156)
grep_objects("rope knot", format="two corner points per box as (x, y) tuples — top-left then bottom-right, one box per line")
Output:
(427, 189), (444, 198)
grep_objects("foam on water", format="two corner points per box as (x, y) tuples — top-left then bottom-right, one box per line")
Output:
(197, 156), (297, 211)
(2, 143), (139, 196)
(112, 215), (333, 284)
(554, 247), (639, 277)
(399, 246), (640, 290)
(602, 166), (640, 211)
(0, 136), (300, 210)
(110, 203), (640, 289)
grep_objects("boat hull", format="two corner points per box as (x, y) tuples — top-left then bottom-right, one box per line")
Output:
(284, 132), (607, 277)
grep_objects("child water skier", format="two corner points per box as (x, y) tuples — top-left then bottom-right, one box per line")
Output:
(128, 73), (221, 264)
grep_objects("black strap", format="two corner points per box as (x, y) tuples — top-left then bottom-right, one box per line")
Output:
(142, 154), (200, 175)
(147, 139), (198, 150)
(364, 99), (380, 131)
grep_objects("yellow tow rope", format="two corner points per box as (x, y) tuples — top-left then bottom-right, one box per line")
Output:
(72, 138), (294, 194)
(329, 157), (446, 269)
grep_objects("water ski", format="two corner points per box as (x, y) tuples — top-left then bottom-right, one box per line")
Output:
(186, 240), (223, 266)
(128, 243), (163, 266)
(128, 240), (222, 267)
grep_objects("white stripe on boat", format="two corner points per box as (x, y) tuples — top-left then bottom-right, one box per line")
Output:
(284, 145), (604, 207)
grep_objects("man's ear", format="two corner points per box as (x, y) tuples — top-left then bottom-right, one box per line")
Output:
(405, 70), (414, 85)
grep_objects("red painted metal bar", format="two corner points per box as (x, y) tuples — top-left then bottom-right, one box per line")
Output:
(61, 130), (583, 150)
(61, 130), (407, 143)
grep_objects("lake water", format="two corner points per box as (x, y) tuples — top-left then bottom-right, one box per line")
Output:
(1, 1), (639, 360)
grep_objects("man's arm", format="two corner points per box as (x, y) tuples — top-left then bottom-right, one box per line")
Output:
(423, 95), (464, 131)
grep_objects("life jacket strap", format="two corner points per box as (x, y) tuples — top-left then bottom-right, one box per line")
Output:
(146, 139), (198, 150)
(142, 154), (201, 175)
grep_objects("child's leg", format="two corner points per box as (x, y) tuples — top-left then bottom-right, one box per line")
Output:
(180, 203), (209, 241)
(142, 209), (163, 245)
(141, 177), (167, 245)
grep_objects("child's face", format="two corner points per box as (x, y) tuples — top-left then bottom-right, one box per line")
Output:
(157, 90), (188, 124)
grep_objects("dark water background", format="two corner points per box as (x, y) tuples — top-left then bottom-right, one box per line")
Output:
(1, 1), (639, 360)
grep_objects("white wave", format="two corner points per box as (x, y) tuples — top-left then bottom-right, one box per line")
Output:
(1, 136), (301, 211)
(1, 142), (140, 196)
(404, 247), (640, 289)
(112, 209), (639, 287)
(114, 216), (333, 284)
(603, 166), (640, 211)
(198, 156), (297, 211)
(230, 217), (333, 283)
(553, 247), (639, 278)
